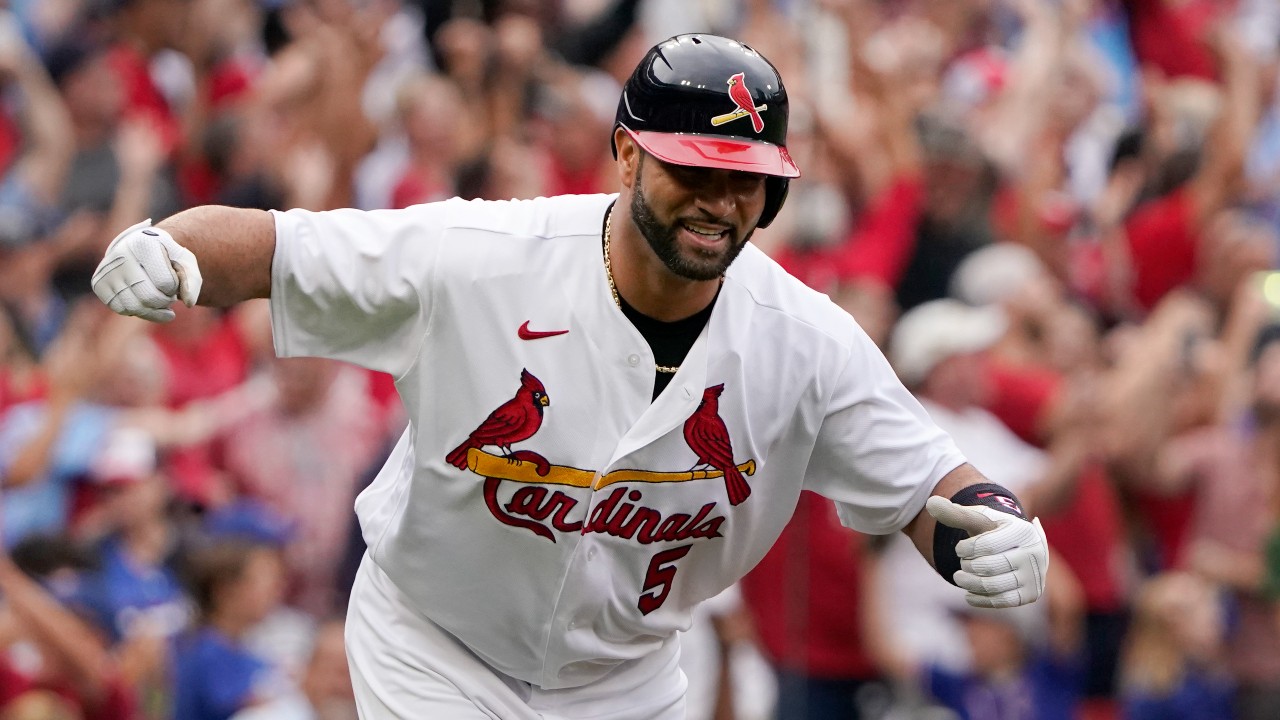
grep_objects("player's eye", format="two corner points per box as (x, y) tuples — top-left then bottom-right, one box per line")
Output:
(729, 172), (765, 194)
(666, 165), (703, 186)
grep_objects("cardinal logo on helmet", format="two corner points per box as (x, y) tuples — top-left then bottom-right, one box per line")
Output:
(711, 72), (767, 133)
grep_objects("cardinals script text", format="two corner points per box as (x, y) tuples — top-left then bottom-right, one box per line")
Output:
(485, 484), (726, 545)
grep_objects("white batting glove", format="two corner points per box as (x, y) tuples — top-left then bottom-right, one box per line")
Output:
(926, 496), (1049, 609)
(91, 220), (202, 323)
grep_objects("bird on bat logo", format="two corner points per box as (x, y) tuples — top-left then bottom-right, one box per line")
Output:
(446, 369), (549, 469)
(709, 72), (766, 133)
(684, 384), (751, 505)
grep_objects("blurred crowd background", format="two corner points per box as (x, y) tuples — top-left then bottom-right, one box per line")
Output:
(0, 0), (1279, 718)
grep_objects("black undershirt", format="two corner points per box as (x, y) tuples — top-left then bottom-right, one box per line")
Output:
(602, 203), (717, 399)
(618, 292), (716, 399)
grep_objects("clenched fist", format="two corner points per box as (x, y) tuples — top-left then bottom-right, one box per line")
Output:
(91, 220), (203, 322)
(926, 496), (1049, 609)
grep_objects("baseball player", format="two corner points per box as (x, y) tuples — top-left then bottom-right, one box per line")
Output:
(91, 35), (1049, 719)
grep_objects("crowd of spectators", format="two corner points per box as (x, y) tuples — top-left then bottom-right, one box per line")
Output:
(0, 0), (1278, 718)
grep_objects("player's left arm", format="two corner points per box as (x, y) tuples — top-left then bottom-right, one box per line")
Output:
(803, 325), (1048, 608)
(902, 462), (1050, 608)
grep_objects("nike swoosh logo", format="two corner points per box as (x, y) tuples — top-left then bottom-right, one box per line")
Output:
(975, 492), (995, 498)
(518, 321), (569, 340)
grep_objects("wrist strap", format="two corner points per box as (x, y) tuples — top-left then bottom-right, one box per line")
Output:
(932, 483), (1027, 586)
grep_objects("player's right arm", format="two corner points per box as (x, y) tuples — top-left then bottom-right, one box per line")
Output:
(91, 206), (275, 322)
(96, 199), (453, 377)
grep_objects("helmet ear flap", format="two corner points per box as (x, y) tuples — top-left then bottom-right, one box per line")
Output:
(757, 177), (789, 228)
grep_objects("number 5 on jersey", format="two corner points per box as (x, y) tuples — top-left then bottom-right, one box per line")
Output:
(638, 545), (693, 615)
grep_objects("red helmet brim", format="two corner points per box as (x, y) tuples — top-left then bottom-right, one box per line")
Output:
(623, 126), (800, 178)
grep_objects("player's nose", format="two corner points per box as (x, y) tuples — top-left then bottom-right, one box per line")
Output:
(693, 174), (736, 221)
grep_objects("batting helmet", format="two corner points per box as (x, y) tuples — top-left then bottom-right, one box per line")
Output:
(613, 34), (800, 228)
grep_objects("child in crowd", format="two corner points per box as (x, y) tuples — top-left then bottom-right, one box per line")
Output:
(171, 517), (291, 720)
(1119, 572), (1234, 720)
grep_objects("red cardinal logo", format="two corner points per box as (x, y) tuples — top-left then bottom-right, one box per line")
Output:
(710, 72), (765, 133)
(446, 369), (549, 469)
(684, 384), (751, 506)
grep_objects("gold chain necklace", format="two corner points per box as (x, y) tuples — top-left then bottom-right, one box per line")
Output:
(603, 210), (681, 374)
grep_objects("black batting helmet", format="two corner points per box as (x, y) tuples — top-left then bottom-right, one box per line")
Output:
(613, 34), (800, 228)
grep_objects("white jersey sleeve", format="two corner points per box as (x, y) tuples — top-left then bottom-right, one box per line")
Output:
(270, 203), (453, 377)
(803, 326), (967, 535)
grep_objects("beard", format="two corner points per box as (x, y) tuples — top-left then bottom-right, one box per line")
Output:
(630, 165), (751, 281)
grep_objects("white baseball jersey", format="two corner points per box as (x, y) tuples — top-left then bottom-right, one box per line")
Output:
(269, 193), (966, 691)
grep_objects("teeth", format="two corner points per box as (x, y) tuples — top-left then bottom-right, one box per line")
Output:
(682, 223), (724, 237)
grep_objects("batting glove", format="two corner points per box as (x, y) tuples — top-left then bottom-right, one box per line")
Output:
(91, 220), (202, 323)
(926, 496), (1049, 609)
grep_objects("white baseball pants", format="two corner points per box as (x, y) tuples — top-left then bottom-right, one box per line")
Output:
(345, 554), (688, 719)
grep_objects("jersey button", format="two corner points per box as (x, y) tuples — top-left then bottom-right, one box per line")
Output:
(587, 547), (598, 561)
(627, 354), (641, 367)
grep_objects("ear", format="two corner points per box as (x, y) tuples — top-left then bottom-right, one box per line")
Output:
(615, 127), (640, 190)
